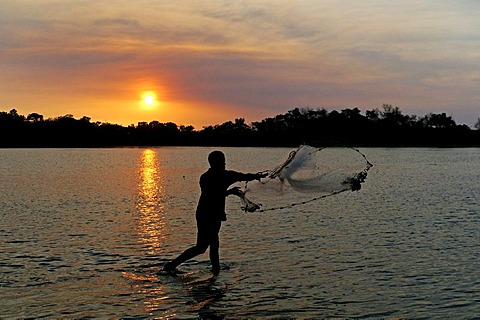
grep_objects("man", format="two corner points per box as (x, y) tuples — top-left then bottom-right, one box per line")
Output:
(163, 150), (265, 275)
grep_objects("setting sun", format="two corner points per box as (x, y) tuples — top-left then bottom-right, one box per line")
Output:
(144, 95), (154, 105)
(141, 91), (158, 109)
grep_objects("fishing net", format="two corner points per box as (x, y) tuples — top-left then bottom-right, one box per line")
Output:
(237, 145), (373, 212)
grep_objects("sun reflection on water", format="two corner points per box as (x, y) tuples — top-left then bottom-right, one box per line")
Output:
(136, 148), (168, 254)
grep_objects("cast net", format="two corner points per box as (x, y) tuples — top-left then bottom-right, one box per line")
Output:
(237, 145), (373, 212)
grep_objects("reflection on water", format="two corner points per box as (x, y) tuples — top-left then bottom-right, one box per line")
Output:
(121, 271), (171, 315)
(134, 149), (173, 316)
(136, 149), (168, 254)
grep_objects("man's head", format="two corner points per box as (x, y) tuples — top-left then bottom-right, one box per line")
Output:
(208, 150), (226, 169)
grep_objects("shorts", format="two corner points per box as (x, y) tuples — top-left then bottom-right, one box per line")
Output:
(196, 219), (221, 247)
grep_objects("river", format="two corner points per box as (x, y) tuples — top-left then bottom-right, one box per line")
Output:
(1, 147), (479, 319)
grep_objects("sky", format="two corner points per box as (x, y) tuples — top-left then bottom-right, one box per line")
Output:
(1, 1), (479, 129)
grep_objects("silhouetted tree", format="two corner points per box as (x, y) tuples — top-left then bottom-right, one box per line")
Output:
(0, 106), (478, 147)
(380, 104), (409, 126)
(475, 118), (480, 130)
(421, 112), (456, 128)
(180, 125), (195, 133)
(27, 113), (44, 122)
(365, 108), (380, 122)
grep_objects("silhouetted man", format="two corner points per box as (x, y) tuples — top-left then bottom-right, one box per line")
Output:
(163, 150), (265, 275)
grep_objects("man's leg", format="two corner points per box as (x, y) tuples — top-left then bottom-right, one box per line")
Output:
(209, 221), (221, 274)
(164, 220), (210, 272)
(166, 244), (207, 270)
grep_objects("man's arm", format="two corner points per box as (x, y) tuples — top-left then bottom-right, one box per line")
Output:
(230, 171), (267, 183)
(226, 186), (243, 197)
(224, 171), (267, 197)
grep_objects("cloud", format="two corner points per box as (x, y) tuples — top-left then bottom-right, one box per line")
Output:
(1, 0), (480, 126)
(93, 18), (141, 28)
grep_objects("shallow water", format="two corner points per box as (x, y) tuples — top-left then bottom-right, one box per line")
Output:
(1, 147), (479, 319)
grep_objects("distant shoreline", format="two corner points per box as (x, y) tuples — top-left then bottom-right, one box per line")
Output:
(1, 105), (479, 148)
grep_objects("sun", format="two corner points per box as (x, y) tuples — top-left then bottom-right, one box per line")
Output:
(144, 94), (154, 105)
(141, 91), (158, 109)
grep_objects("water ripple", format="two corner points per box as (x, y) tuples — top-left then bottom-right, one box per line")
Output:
(1, 148), (479, 318)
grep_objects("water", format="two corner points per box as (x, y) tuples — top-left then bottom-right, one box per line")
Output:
(1, 147), (479, 319)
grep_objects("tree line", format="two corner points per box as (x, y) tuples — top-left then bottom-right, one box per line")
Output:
(1, 104), (479, 147)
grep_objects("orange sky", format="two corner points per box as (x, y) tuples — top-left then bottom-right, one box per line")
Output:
(1, 1), (479, 129)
